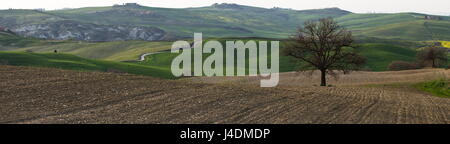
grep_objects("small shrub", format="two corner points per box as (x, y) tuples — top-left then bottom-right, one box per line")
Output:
(0, 59), (8, 65)
(361, 67), (372, 71)
(106, 68), (125, 74)
(388, 61), (420, 71)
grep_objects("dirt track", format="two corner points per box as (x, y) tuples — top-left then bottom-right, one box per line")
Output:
(0, 65), (449, 124)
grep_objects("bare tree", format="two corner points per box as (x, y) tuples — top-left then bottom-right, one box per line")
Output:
(285, 18), (366, 86)
(417, 46), (448, 68)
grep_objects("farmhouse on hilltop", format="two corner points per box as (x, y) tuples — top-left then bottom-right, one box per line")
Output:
(0, 26), (10, 32)
(425, 15), (441, 20)
(114, 3), (141, 7)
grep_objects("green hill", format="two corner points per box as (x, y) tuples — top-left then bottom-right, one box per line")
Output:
(139, 38), (418, 72)
(356, 43), (417, 71)
(1, 4), (450, 41)
(1, 32), (420, 72)
(337, 13), (450, 41)
(6, 41), (173, 61)
(0, 31), (64, 47)
(0, 4), (444, 74)
(0, 51), (174, 79)
(0, 31), (421, 72)
(0, 30), (174, 61)
(45, 5), (350, 38)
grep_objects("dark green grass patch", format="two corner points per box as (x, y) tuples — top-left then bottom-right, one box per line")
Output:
(0, 51), (175, 79)
(414, 79), (450, 98)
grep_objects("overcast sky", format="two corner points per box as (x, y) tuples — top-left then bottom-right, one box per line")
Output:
(1, 0), (449, 16)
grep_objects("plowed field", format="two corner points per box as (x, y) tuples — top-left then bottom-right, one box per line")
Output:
(1, 65), (449, 124)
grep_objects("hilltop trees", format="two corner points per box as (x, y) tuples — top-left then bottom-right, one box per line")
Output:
(285, 18), (366, 86)
(387, 46), (448, 71)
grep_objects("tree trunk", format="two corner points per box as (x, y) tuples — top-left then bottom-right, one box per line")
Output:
(432, 59), (436, 68)
(320, 69), (326, 86)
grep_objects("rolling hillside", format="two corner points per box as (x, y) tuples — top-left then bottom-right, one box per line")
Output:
(2, 3), (450, 126)
(1, 3), (449, 41)
(0, 51), (174, 79)
(1, 4), (446, 73)
(337, 13), (450, 40)
(6, 41), (173, 61)
(139, 38), (418, 72)
(37, 4), (352, 38)
(356, 43), (417, 71)
(0, 30), (65, 47)
(0, 30), (174, 61)
(1, 32), (419, 71)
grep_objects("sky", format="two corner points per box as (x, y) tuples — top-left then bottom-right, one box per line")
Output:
(1, 0), (449, 16)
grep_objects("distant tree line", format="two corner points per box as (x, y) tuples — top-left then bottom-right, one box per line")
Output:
(388, 46), (449, 71)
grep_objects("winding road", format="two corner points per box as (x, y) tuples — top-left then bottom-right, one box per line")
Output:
(139, 46), (193, 61)
(139, 52), (163, 61)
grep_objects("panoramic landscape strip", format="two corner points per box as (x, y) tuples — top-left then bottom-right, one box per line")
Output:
(0, 1), (449, 127)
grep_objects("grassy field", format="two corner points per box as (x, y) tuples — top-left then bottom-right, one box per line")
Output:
(0, 51), (174, 79)
(140, 41), (417, 72)
(0, 32), (174, 62)
(337, 13), (450, 41)
(1, 40), (174, 62)
(356, 43), (417, 71)
(138, 38), (303, 75)
(0, 32), (432, 74)
(0, 31), (66, 47)
(415, 79), (450, 98)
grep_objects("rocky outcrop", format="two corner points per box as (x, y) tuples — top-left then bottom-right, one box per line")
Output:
(10, 20), (166, 41)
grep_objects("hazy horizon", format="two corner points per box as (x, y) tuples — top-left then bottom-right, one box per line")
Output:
(1, 0), (449, 16)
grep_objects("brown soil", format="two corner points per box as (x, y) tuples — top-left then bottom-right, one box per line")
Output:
(1, 65), (449, 124)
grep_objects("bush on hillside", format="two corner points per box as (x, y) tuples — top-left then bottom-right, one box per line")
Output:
(106, 68), (125, 74)
(0, 59), (8, 65)
(387, 61), (421, 71)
